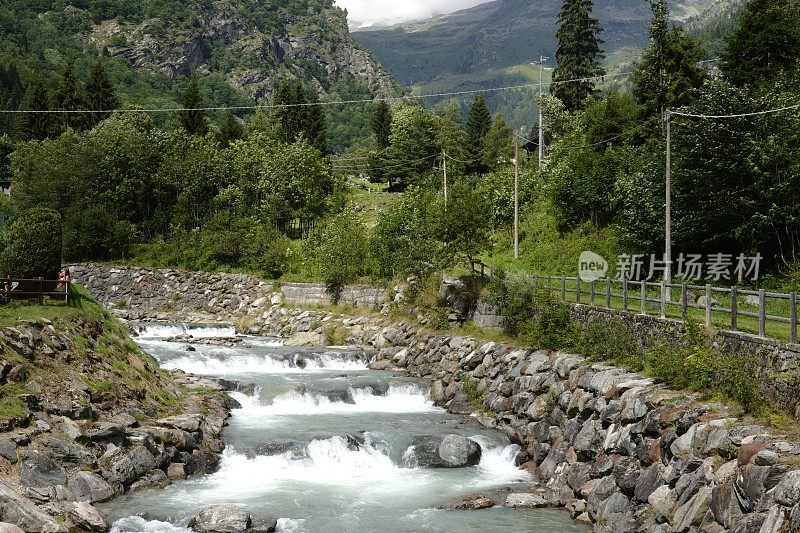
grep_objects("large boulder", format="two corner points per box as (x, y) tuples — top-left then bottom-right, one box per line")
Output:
(411, 435), (482, 468)
(67, 502), (108, 532)
(19, 452), (67, 488)
(188, 504), (251, 532)
(0, 482), (67, 532)
(68, 472), (115, 503)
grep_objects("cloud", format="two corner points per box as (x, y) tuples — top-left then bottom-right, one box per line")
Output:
(335, 0), (492, 27)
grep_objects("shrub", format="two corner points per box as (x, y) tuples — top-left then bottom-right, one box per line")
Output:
(311, 212), (369, 290)
(486, 272), (574, 350)
(63, 205), (133, 261)
(0, 207), (62, 278)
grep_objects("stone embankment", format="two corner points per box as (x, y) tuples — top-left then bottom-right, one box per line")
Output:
(245, 306), (800, 533)
(0, 317), (236, 531)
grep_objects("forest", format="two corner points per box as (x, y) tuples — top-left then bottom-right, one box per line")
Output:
(1, 0), (799, 293)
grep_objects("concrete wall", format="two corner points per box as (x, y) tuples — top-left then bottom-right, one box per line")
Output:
(280, 282), (386, 308)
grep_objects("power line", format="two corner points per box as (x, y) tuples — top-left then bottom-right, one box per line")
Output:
(671, 103), (800, 119)
(0, 71), (636, 115)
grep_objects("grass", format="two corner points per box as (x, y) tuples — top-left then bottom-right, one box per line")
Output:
(0, 383), (28, 421)
(0, 284), (106, 327)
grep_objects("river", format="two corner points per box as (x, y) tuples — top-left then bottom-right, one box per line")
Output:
(100, 324), (586, 533)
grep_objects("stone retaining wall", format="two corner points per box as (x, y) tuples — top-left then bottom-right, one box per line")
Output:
(280, 282), (386, 308)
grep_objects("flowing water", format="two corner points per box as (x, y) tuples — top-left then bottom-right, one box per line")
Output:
(102, 324), (587, 533)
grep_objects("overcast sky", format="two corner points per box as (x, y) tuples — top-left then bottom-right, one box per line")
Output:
(335, 0), (492, 28)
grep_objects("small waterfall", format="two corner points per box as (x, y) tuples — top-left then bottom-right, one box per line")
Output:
(135, 323), (237, 339)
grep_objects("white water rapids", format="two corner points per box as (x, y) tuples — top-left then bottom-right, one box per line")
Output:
(104, 324), (587, 532)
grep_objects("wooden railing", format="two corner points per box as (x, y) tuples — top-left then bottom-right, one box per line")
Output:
(1, 276), (71, 305)
(470, 261), (799, 345)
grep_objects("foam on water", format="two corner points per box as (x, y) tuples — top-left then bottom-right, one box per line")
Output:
(135, 323), (237, 339)
(231, 384), (441, 417)
(157, 351), (367, 376)
(110, 516), (190, 533)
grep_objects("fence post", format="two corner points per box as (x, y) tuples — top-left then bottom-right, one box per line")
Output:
(640, 280), (647, 315)
(605, 280), (611, 309)
(65, 280), (71, 305)
(38, 277), (43, 305)
(561, 276), (566, 301)
(623, 278), (628, 312)
(705, 285), (712, 327)
(660, 280), (666, 319)
(590, 280), (595, 306)
(730, 286), (738, 332)
(576, 278), (582, 305)
(791, 292), (797, 345)
(758, 289), (766, 337)
(5, 275), (9, 302)
(681, 284), (688, 320)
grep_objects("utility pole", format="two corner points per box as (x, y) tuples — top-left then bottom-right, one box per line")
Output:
(514, 129), (520, 260)
(442, 150), (448, 208)
(536, 55), (549, 166)
(665, 109), (672, 284)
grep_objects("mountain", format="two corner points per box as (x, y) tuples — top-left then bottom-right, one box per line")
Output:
(685, 0), (746, 53)
(353, 0), (719, 128)
(354, 0), (716, 86)
(0, 0), (399, 109)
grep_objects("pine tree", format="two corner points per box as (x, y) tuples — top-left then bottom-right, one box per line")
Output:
(302, 86), (326, 154)
(0, 63), (23, 136)
(465, 92), (492, 174)
(179, 72), (208, 136)
(371, 100), (392, 149)
(84, 59), (119, 127)
(54, 61), (85, 131)
(551, 0), (606, 111)
(275, 81), (326, 153)
(482, 114), (514, 170)
(721, 0), (800, 87)
(632, 0), (707, 118)
(16, 79), (53, 141)
(218, 110), (244, 148)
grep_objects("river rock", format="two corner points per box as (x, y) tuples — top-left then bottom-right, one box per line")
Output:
(39, 436), (94, 467)
(439, 495), (495, 510)
(0, 482), (67, 532)
(411, 435), (481, 468)
(188, 503), (252, 532)
(67, 472), (115, 503)
(19, 452), (67, 488)
(774, 470), (800, 506)
(67, 502), (108, 532)
(0, 523), (24, 533)
(504, 493), (547, 508)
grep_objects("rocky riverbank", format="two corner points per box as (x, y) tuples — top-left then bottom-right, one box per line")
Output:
(0, 309), (235, 531)
(234, 306), (800, 532)
(69, 264), (800, 532)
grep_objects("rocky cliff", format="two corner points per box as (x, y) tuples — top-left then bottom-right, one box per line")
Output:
(87, 0), (399, 101)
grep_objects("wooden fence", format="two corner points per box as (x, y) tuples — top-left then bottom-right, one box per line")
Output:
(470, 261), (799, 345)
(1, 276), (71, 305)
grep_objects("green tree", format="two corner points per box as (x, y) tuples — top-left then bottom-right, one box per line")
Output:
(53, 61), (85, 131)
(482, 114), (514, 170)
(16, 78), (53, 141)
(721, 0), (800, 87)
(179, 72), (208, 136)
(275, 81), (326, 153)
(84, 59), (119, 127)
(0, 207), (62, 279)
(465, 93), (492, 174)
(551, 0), (605, 111)
(218, 111), (244, 148)
(312, 212), (370, 289)
(371, 100), (392, 149)
(434, 182), (492, 266)
(632, 0), (707, 118)
(381, 105), (439, 190)
(0, 63), (24, 136)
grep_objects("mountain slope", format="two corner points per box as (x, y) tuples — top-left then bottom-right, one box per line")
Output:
(0, 0), (399, 109)
(354, 0), (717, 87)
